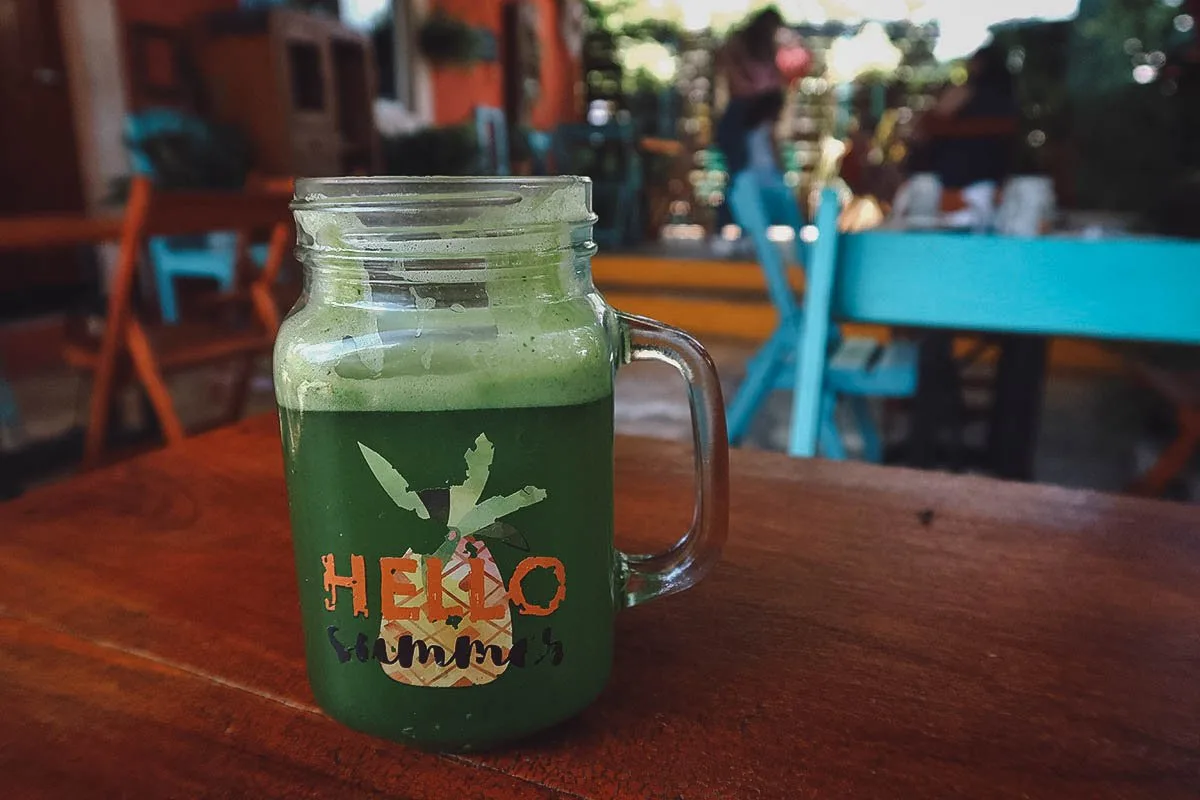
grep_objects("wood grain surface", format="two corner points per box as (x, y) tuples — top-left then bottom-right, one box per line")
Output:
(0, 415), (1197, 799)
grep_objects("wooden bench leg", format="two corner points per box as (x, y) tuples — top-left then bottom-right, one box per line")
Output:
(1129, 408), (1199, 497)
(124, 319), (186, 446)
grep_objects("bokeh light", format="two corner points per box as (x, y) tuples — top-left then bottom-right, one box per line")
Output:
(1133, 65), (1158, 84)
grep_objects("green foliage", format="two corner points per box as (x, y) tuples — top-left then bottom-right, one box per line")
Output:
(583, 2), (625, 102)
(613, 17), (682, 44)
(1066, 0), (1190, 211)
(1074, 83), (1180, 211)
(418, 13), (485, 65)
(990, 21), (1072, 176)
(107, 122), (252, 204)
(146, 126), (251, 190)
(1069, 0), (1180, 96)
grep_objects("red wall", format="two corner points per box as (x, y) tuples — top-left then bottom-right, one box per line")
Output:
(430, 0), (505, 126)
(430, 0), (580, 130)
(528, 0), (579, 131)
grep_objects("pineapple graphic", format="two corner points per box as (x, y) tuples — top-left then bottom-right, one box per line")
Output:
(358, 434), (547, 688)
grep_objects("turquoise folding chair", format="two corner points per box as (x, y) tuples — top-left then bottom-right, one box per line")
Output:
(125, 109), (267, 324)
(475, 106), (511, 176)
(788, 189), (919, 460)
(726, 179), (917, 460)
(725, 170), (808, 441)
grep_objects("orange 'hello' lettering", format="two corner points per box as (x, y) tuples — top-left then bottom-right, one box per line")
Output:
(424, 556), (467, 621)
(379, 557), (421, 620)
(321, 553), (368, 618)
(508, 557), (566, 617)
(467, 556), (508, 620)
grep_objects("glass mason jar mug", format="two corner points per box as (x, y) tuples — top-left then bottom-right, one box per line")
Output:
(275, 177), (728, 750)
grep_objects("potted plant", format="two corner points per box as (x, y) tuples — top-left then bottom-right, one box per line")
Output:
(418, 13), (483, 65)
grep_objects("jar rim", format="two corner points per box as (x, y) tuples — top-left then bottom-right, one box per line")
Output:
(295, 175), (590, 191)
(292, 176), (597, 230)
(292, 175), (598, 261)
(293, 175), (592, 215)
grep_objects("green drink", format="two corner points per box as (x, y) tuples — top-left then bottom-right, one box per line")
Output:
(280, 398), (616, 748)
(277, 177), (728, 750)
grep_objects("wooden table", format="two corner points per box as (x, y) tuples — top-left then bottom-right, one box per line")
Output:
(1, 416), (1198, 798)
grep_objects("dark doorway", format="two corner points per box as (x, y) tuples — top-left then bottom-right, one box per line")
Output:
(0, 0), (93, 319)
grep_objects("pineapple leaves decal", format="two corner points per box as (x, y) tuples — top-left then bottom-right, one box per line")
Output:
(358, 433), (551, 688)
(474, 521), (530, 552)
(358, 433), (547, 560)
(455, 485), (547, 537)
(358, 443), (430, 519)
(449, 433), (493, 524)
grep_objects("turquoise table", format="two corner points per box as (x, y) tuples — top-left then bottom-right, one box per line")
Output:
(831, 233), (1200, 343)
(792, 193), (1200, 467)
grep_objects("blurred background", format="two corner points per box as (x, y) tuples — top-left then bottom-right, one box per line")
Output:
(2, 0), (1199, 500)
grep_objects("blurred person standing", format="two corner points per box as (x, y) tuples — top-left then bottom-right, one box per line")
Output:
(713, 8), (808, 253)
(716, 8), (787, 185)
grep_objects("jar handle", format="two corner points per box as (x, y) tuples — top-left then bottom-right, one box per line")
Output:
(615, 312), (730, 608)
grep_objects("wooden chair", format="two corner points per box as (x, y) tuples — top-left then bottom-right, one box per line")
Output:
(63, 176), (291, 468)
(726, 176), (917, 460)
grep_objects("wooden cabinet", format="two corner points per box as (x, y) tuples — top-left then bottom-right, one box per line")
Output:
(200, 10), (379, 177)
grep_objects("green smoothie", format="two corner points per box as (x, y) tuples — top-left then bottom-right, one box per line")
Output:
(275, 219), (620, 748)
(279, 399), (614, 748)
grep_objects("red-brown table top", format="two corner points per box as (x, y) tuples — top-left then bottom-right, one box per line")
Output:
(0, 415), (1197, 798)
